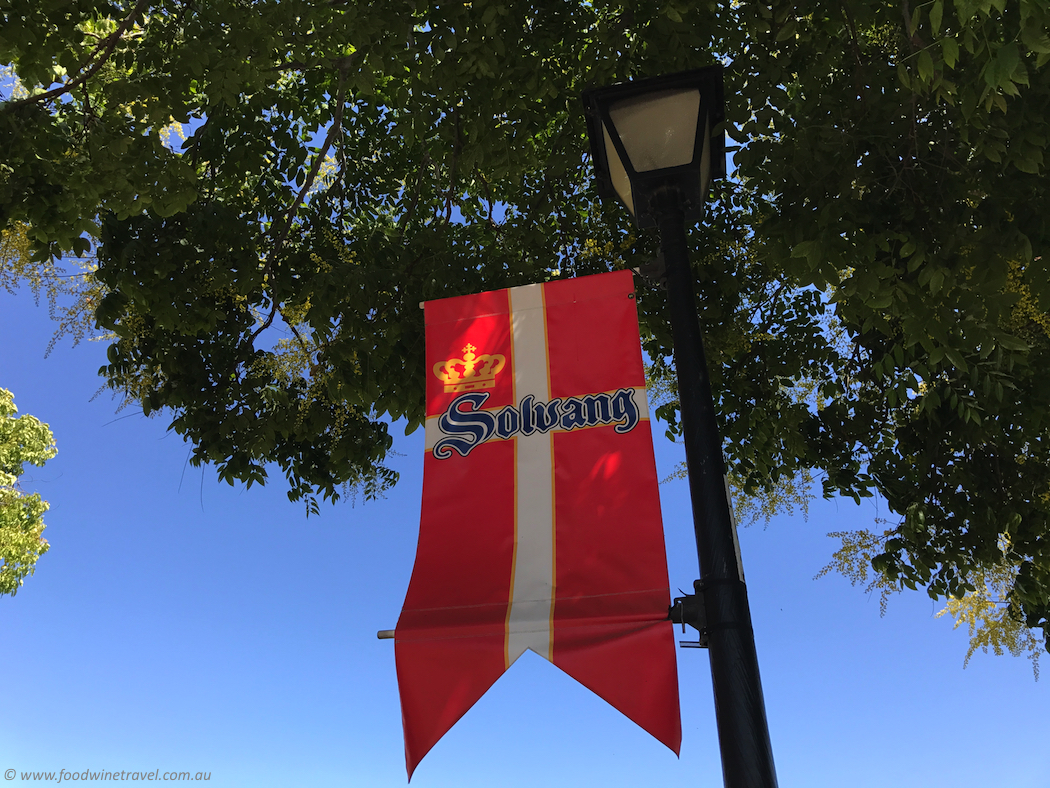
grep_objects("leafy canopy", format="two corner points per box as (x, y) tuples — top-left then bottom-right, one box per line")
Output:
(2, 0), (1049, 654)
(0, 388), (56, 596)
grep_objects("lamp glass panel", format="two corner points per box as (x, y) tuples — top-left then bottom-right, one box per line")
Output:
(607, 88), (701, 173)
(602, 122), (635, 215)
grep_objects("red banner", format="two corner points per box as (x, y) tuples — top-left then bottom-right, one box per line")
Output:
(395, 270), (680, 777)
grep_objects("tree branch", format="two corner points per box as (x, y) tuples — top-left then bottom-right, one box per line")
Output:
(251, 66), (349, 343)
(475, 167), (496, 227)
(840, 3), (868, 109)
(443, 111), (461, 224)
(284, 315), (312, 356)
(900, 0), (927, 52)
(2, 0), (151, 111)
(398, 151), (430, 243)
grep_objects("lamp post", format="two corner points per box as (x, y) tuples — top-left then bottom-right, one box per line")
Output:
(582, 67), (778, 788)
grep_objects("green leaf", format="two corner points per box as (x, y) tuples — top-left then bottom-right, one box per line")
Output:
(942, 36), (960, 68)
(944, 346), (968, 372)
(997, 43), (1021, 86)
(907, 249), (926, 271)
(930, 269), (945, 293)
(898, 62), (913, 89)
(998, 335), (1029, 351)
(776, 19), (797, 41)
(930, 0), (944, 36)
(869, 292), (893, 309)
(1021, 25), (1050, 55)
(1014, 153), (1041, 173)
(918, 49), (935, 82)
(791, 239), (822, 265)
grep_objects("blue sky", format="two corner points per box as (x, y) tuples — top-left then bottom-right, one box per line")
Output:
(1, 284), (1047, 788)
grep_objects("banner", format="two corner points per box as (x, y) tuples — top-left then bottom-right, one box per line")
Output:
(395, 270), (680, 777)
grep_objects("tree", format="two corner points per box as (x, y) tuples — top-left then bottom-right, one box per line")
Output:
(1, 220), (109, 353)
(0, 388), (56, 595)
(2, 0), (1048, 654)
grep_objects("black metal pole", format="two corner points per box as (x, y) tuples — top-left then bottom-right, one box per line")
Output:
(657, 193), (778, 788)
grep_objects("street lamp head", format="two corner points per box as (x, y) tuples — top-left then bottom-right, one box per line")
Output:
(581, 67), (725, 229)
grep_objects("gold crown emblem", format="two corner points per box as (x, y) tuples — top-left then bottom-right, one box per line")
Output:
(433, 343), (507, 393)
